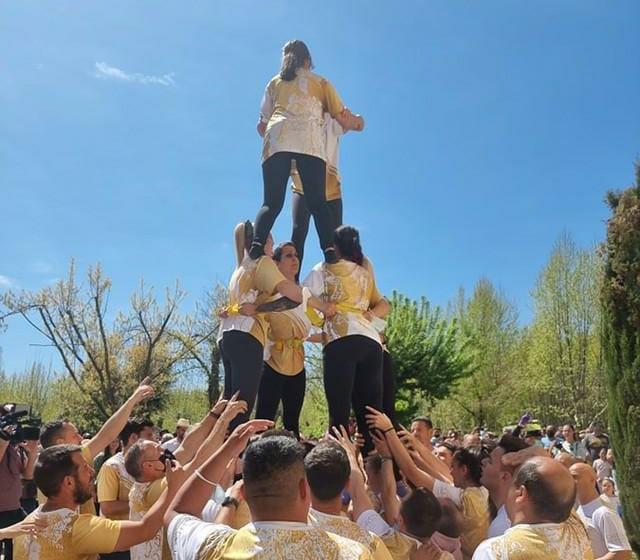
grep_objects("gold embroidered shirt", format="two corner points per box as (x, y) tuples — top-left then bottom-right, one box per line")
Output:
(303, 259), (384, 345)
(167, 516), (372, 560)
(129, 477), (170, 560)
(218, 256), (287, 347)
(309, 508), (392, 560)
(96, 451), (135, 521)
(15, 507), (121, 560)
(472, 513), (594, 560)
(259, 69), (345, 162)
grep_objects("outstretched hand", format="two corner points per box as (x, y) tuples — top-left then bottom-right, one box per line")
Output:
(226, 419), (274, 454)
(331, 425), (358, 460)
(365, 406), (394, 433)
(219, 392), (249, 425)
(132, 377), (155, 404)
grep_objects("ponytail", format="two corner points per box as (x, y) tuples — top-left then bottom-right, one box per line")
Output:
(333, 225), (364, 266)
(233, 221), (253, 267)
(280, 40), (312, 81)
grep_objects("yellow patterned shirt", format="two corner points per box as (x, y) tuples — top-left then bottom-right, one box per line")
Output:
(290, 114), (344, 201)
(14, 507), (121, 560)
(265, 302), (312, 375)
(167, 516), (372, 560)
(259, 69), (345, 162)
(433, 481), (490, 560)
(96, 451), (135, 521)
(218, 256), (287, 347)
(472, 513), (594, 560)
(304, 259), (384, 345)
(129, 477), (170, 560)
(309, 508), (392, 560)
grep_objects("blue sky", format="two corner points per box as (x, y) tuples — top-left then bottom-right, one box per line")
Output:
(1, 1), (639, 374)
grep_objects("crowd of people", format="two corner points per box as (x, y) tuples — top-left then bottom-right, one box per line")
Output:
(0, 39), (634, 559)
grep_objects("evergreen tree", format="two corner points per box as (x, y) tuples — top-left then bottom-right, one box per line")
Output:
(601, 163), (640, 553)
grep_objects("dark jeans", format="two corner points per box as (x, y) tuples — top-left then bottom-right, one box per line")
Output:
(252, 152), (335, 260)
(0, 508), (25, 560)
(99, 552), (130, 560)
(220, 330), (264, 428)
(292, 192), (343, 274)
(255, 363), (306, 437)
(324, 335), (383, 455)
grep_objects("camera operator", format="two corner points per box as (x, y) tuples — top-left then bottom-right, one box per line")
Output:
(0, 405), (38, 560)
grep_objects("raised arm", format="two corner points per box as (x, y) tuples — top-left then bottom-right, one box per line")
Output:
(365, 407), (436, 491)
(371, 431), (401, 525)
(397, 428), (452, 484)
(165, 419), (273, 524)
(87, 378), (155, 459)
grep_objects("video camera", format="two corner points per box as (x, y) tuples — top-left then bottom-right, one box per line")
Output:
(0, 403), (42, 444)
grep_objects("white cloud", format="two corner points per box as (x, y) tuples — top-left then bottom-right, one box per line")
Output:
(0, 275), (15, 288)
(94, 62), (175, 86)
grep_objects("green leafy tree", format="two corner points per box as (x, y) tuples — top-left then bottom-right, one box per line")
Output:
(385, 291), (475, 424)
(527, 234), (605, 426)
(601, 164), (640, 553)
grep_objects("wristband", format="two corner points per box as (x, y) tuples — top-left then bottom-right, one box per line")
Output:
(380, 455), (393, 462)
(209, 411), (221, 419)
(195, 470), (216, 487)
(383, 427), (395, 434)
(221, 496), (240, 509)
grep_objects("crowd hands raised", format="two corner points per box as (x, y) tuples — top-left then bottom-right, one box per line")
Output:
(0, 372), (632, 560)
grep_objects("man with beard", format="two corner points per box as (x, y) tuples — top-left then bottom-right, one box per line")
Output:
(13, 444), (183, 560)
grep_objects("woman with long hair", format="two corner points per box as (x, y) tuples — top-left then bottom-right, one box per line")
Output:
(304, 225), (390, 453)
(254, 242), (314, 437)
(219, 222), (333, 428)
(251, 39), (364, 264)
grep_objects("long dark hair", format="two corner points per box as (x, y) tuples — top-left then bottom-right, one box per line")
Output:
(280, 40), (312, 81)
(334, 225), (364, 266)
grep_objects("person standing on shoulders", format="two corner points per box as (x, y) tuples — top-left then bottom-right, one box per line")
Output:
(251, 39), (364, 264)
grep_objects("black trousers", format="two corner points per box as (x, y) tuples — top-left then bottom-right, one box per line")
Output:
(323, 335), (383, 454)
(255, 363), (306, 437)
(220, 330), (264, 428)
(292, 192), (343, 273)
(99, 552), (130, 560)
(253, 152), (335, 259)
(0, 508), (25, 560)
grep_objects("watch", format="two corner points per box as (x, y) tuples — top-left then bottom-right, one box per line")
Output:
(221, 496), (240, 509)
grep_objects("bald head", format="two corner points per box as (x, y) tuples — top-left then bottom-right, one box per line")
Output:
(512, 457), (576, 524)
(570, 463), (599, 504)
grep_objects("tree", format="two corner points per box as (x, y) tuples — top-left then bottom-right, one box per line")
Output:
(171, 284), (227, 407)
(527, 234), (605, 426)
(442, 279), (521, 429)
(0, 262), (188, 427)
(384, 291), (475, 424)
(601, 163), (640, 553)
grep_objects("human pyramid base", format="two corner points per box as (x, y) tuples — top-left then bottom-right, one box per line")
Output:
(0, 39), (632, 560)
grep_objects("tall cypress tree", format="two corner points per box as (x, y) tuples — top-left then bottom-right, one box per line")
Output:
(601, 163), (640, 554)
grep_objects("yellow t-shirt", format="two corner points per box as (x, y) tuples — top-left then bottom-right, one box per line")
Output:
(97, 451), (135, 520)
(14, 507), (121, 560)
(129, 477), (170, 560)
(379, 531), (454, 560)
(218, 256), (287, 347)
(193, 521), (371, 559)
(309, 509), (392, 560)
(304, 259), (384, 345)
(265, 303), (312, 375)
(37, 445), (96, 516)
(473, 512), (594, 560)
(260, 68), (345, 162)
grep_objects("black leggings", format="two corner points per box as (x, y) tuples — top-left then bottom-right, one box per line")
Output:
(255, 363), (306, 437)
(220, 330), (264, 428)
(382, 350), (397, 427)
(323, 335), (383, 454)
(292, 192), (343, 273)
(252, 152), (335, 260)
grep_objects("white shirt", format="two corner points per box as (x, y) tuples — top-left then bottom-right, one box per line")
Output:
(577, 497), (631, 557)
(160, 437), (181, 453)
(487, 505), (511, 538)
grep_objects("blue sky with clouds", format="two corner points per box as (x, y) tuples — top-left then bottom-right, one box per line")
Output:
(2, 1), (639, 374)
